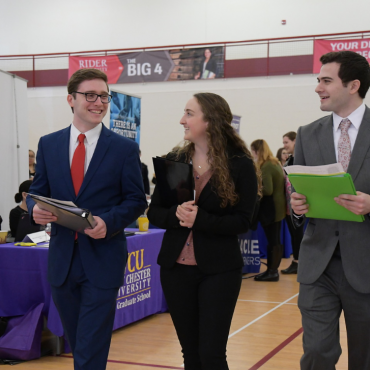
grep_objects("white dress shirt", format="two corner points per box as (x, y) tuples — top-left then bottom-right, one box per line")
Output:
(69, 123), (102, 174)
(332, 103), (365, 161)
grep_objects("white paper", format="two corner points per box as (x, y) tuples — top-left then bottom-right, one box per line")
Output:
(33, 242), (49, 248)
(284, 163), (344, 175)
(23, 231), (50, 244)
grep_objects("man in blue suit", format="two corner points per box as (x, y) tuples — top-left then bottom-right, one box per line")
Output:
(27, 69), (147, 370)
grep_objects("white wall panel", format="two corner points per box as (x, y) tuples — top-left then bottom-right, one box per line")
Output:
(0, 71), (28, 230)
(28, 75), (370, 182)
(1, 0), (370, 55)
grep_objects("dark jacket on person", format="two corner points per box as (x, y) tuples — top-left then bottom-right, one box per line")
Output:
(284, 154), (294, 167)
(147, 150), (258, 274)
(260, 160), (286, 222)
(141, 162), (150, 195)
(9, 206), (28, 237)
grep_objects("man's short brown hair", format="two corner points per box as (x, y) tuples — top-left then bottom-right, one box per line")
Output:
(320, 51), (370, 99)
(67, 68), (109, 95)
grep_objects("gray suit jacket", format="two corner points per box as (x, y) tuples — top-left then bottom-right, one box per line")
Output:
(295, 105), (370, 294)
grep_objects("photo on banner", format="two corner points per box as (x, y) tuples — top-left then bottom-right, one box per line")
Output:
(109, 90), (141, 146)
(68, 46), (224, 84)
(313, 38), (370, 73)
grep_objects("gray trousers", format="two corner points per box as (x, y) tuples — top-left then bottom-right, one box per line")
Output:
(298, 248), (370, 370)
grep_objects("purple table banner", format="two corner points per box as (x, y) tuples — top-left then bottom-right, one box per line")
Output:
(239, 229), (261, 274)
(0, 229), (166, 337)
(113, 229), (166, 331)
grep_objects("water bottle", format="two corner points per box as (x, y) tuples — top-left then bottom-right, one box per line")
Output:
(45, 223), (51, 237)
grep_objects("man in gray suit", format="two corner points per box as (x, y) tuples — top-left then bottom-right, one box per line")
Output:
(291, 51), (370, 370)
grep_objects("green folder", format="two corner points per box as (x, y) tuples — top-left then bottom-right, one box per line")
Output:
(288, 173), (365, 222)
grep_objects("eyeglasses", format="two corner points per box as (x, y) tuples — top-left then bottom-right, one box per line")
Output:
(73, 91), (112, 103)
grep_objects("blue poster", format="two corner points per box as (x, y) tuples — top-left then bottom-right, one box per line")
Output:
(238, 230), (261, 273)
(110, 90), (141, 145)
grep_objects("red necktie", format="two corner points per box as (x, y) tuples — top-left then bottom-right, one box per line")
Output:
(71, 134), (86, 195)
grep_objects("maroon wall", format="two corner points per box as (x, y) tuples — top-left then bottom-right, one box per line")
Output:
(9, 69), (69, 87)
(9, 55), (314, 87)
(224, 55), (313, 78)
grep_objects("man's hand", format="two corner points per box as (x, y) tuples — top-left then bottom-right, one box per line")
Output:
(33, 204), (57, 225)
(176, 200), (198, 228)
(290, 192), (309, 215)
(84, 216), (107, 239)
(334, 191), (370, 215)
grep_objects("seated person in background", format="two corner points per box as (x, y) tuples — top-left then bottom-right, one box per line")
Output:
(9, 180), (33, 237)
(29, 149), (36, 178)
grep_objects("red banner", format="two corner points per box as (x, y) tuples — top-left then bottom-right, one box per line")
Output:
(68, 55), (124, 84)
(313, 38), (370, 73)
(68, 47), (224, 85)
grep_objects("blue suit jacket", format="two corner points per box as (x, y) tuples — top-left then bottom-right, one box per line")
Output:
(27, 124), (147, 289)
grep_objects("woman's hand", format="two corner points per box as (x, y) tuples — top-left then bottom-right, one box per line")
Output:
(176, 200), (198, 228)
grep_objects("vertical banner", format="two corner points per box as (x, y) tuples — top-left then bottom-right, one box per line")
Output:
(313, 38), (370, 73)
(238, 230), (261, 274)
(109, 90), (141, 145)
(231, 115), (241, 133)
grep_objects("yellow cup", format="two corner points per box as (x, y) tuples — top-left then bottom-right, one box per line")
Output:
(138, 216), (149, 232)
(0, 230), (8, 244)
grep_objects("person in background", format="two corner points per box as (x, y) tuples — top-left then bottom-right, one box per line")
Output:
(282, 132), (296, 166)
(139, 149), (150, 196)
(251, 139), (285, 282)
(9, 180), (32, 237)
(29, 150), (36, 178)
(281, 131), (304, 275)
(276, 147), (289, 166)
(148, 92), (259, 369)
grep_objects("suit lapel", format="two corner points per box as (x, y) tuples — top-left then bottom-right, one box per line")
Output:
(58, 126), (75, 199)
(76, 125), (111, 200)
(316, 115), (337, 165)
(348, 106), (370, 181)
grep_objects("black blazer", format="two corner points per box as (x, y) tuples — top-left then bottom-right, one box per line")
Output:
(147, 150), (258, 274)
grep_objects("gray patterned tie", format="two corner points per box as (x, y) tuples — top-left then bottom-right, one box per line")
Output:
(338, 118), (352, 172)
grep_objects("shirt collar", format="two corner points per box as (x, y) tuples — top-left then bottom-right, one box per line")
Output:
(333, 103), (365, 132)
(70, 123), (102, 145)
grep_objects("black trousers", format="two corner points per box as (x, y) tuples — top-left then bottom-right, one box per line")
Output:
(285, 215), (304, 260)
(261, 220), (282, 246)
(299, 248), (370, 370)
(160, 264), (242, 370)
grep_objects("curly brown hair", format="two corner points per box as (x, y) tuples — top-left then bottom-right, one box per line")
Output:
(176, 92), (262, 207)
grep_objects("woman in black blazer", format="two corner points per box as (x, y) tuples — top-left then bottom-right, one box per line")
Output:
(148, 92), (260, 370)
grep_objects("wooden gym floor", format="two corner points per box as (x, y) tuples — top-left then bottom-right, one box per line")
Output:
(15, 257), (349, 370)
